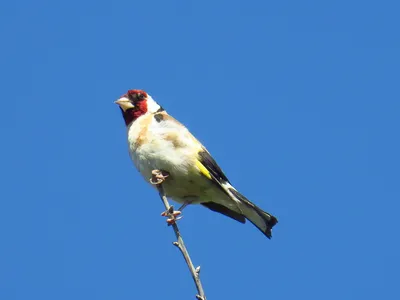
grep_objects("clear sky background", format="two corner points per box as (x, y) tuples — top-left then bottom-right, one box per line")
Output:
(1, 0), (399, 299)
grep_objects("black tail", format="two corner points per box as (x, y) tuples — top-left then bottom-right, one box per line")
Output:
(229, 188), (278, 239)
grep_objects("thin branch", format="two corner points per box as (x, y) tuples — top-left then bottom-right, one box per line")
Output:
(151, 170), (207, 300)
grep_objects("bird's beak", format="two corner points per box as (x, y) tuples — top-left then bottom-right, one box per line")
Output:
(114, 97), (131, 106)
(114, 97), (134, 111)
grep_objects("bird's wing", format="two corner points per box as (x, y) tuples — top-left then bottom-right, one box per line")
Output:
(196, 146), (247, 222)
(197, 144), (277, 238)
(197, 148), (230, 184)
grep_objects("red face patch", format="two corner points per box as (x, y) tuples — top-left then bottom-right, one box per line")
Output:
(121, 90), (148, 125)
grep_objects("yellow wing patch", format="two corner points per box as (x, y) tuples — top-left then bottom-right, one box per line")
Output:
(195, 159), (212, 180)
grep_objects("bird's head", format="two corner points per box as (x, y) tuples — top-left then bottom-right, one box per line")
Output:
(115, 89), (163, 125)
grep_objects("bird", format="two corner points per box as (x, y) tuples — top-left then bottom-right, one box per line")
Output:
(115, 89), (278, 239)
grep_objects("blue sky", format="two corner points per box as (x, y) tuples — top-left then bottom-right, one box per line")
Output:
(1, 0), (399, 299)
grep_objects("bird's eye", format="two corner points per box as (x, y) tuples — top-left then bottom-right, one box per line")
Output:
(137, 93), (145, 100)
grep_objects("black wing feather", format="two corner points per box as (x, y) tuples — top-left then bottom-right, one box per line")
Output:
(198, 148), (230, 183)
(198, 148), (246, 223)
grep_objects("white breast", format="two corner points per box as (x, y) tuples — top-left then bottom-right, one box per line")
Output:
(126, 113), (200, 185)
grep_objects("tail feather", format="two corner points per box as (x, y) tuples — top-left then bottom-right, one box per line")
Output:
(229, 188), (278, 239)
(201, 202), (246, 224)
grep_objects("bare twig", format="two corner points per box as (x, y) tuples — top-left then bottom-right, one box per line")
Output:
(151, 170), (207, 300)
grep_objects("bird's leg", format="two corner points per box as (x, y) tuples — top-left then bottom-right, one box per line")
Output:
(177, 200), (193, 212)
(160, 199), (193, 223)
(150, 170), (182, 225)
(163, 198), (195, 224)
(161, 206), (182, 225)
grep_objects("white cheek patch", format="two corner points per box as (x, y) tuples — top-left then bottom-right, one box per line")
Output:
(146, 96), (162, 113)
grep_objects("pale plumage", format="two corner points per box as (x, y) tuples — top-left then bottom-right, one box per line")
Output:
(115, 89), (278, 238)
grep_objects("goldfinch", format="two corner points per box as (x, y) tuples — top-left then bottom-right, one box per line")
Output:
(115, 89), (278, 239)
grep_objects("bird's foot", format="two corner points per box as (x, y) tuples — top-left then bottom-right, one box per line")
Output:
(150, 169), (170, 185)
(161, 206), (182, 225)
